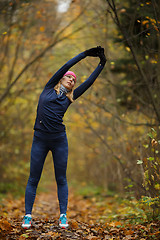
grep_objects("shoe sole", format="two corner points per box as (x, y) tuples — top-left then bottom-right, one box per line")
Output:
(22, 226), (31, 229)
(59, 224), (69, 229)
(22, 224), (32, 229)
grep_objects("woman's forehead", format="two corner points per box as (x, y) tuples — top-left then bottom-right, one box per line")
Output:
(65, 74), (75, 79)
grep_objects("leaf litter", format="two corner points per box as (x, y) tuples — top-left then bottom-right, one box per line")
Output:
(0, 186), (159, 239)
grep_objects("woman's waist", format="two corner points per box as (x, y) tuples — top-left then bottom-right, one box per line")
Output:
(34, 129), (66, 139)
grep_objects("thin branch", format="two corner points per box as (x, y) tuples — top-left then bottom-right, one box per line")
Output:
(84, 116), (124, 166)
(121, 26), (160, 43)
(0, 9), (88, 104)
(83, 114), (145, 191)
(82, 96), (156, 127)
(105, 78), (154, 111)
(7, 30), (24, 85)
(0, 27), (11, 72)
(151, 0), (160, 35)
(53, 4), (87, 42)
(0, 4), (15, 72)
(106, 0), (160, 124)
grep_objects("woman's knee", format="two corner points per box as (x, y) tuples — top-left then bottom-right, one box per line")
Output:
(28, 176), (39, 187)
(56, 175), (67, 185)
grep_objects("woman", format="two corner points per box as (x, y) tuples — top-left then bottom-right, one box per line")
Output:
(22, 46), (106, 229)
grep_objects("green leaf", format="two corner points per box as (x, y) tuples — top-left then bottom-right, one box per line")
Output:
(143, 144), (149, 149)
(137, 160), (143, 164)
(128, 184), (133, 188)
(147, 132), (153, 139)
(151, 128), (157, 133)
(154, 184), (160, 190)
(20, 234), (29, 238)
(147, 157), (154, 161)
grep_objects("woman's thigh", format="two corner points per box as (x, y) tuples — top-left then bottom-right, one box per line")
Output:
(50, 134), (68, 179)
(29, 136), (49, 179)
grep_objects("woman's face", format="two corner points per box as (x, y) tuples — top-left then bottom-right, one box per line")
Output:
(61, 75), (76, 90)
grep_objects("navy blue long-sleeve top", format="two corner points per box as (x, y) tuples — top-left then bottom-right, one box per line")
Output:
(34, 51), (104, 136)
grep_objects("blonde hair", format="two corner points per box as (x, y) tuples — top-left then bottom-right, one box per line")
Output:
(54, 81), (74, 103)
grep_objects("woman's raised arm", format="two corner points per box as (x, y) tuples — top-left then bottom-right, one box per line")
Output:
(45, 47), (103, 89)
(73, 48), (106, 100)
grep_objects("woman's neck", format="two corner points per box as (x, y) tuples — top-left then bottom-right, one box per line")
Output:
(59, 84), (70, 95)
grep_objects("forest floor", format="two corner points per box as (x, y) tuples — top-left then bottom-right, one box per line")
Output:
(0, 184), (159, 240)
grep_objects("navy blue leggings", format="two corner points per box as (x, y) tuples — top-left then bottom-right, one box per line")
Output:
(25, 132), (68, 215)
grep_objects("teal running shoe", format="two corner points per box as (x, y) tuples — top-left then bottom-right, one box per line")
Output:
(59, 214), (69, 228)
(22, 215), (32, 229)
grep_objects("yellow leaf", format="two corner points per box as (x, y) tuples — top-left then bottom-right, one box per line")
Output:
(126, 47), (130, 52)
(40, 26), (45, 32)
(91, 121), (99, 129)
(107, 136), (113, 141)
(142, 20), (149, 25)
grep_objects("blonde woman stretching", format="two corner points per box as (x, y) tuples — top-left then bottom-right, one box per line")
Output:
(22, 46), (106, 229)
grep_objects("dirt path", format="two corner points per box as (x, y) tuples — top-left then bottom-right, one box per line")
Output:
(0, 185), (159, 239)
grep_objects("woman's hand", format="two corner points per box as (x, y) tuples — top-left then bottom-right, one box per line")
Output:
(85, 46), (107, 66)
(97, 46), (107, 66)
(99, 49), (107, 66)
(85, 46), (103, 57)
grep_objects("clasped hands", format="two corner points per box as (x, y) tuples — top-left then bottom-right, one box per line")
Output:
(85, 46), (106, 66)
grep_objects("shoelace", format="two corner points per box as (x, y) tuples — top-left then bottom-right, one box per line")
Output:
(24, 216), (31, 223)
(60, 214), (67, 223)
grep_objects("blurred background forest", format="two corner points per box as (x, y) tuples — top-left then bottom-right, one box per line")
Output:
(0, 0), (160, 210)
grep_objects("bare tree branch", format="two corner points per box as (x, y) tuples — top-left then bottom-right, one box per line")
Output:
(82, 96), (156, 127)
(83, 114), (145, 192)
(0, 8), (88, 104)
(7, 30), (24, 85)
(106, 0), (160, 124)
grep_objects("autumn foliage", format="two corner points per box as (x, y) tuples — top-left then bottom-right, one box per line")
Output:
(0, 0), (160, 236)
(0, 186), (160, 239)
